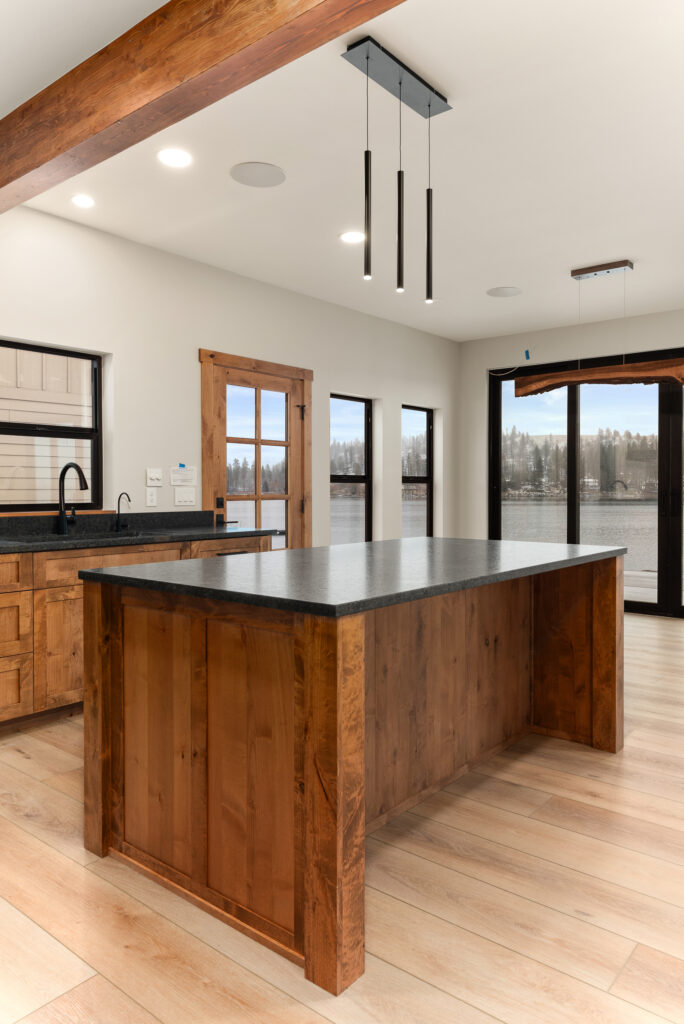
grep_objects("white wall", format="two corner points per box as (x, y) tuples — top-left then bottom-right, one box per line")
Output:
(0, 206), (460, 545)
(458, 308), (684, 537)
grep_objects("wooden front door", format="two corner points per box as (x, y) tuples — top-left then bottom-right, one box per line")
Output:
(200, 350), (312, 548)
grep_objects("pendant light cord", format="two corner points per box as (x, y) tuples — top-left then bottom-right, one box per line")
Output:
(366, 53), (369, 149)
(399, 80), (402, 171)
(428, 102), (431, 187)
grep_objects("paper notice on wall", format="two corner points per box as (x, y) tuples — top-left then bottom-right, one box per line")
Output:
(169, 465), (197, 486)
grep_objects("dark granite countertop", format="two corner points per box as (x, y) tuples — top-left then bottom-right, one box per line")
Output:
(0, 510), (277, 553)
(78, 537), (627, 618)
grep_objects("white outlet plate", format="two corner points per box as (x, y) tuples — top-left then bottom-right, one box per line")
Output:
(174, 486), (196, 506)
(146, 487), (158, 507)
(146, 467), (163, 487)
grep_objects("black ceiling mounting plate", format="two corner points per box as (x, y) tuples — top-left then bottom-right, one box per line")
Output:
(342, 36), (451, 119)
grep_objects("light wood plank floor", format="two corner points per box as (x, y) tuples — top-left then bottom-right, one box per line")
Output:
(1, 613), (684, 1023)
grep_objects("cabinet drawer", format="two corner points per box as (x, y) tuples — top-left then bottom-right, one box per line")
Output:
(0, 653), (33, 722)
(184, 537), (270, 559)
(0, 553), (32, 593)
(0, 591), (33, 657)
(34, 544), (183, 588)
(33, 586), (84, 712)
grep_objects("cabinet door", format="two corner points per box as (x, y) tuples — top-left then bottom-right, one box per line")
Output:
(182, 537), (270, 559)
(33, 586), (84, 711)
(0, 591), (33, 657)
(0, 654), (33, 722)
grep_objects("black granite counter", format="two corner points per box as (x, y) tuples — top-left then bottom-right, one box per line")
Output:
(79, 537), (626, 618)
(0, 510), (276, 553)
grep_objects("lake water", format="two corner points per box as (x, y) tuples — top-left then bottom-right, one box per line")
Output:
(503, 499), (658, 572)
(331, 496), (427, 544)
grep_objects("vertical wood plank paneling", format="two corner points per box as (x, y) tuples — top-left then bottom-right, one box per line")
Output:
(592, 556), (625, 752)
(207, 619), (295, 932)
(83, 582), (108, 856)
(465, 578), (532, 761)
(532, 565), (593, 743)
(123, 605), (194, 876)
(299, 613), (365, 994)
(366, 594), (467, 823)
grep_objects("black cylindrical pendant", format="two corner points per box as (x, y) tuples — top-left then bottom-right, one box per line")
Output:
(364, 149), (372, 280)
(426, 186), (433, 303)
(397, 169), (405, 292)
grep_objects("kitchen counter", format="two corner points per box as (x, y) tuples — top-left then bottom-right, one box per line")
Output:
(0, 510), (277, 553)
(83, 538), (625, 995)
(78, 537), (626, 616)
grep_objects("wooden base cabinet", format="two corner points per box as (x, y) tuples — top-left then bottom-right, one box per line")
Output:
(33, 586), (84, 712)
(0, 536), (271, 723)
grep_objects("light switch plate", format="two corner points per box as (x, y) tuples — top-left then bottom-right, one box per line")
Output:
(146, 467), (163, 487)
(146, 487), (158, 507)
(174, 486), (196, 506)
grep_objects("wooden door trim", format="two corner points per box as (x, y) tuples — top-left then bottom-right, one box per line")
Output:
(199, 349), (314, 382)
(0, 0), (405, 213)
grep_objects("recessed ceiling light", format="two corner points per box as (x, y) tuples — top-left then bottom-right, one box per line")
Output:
(339, 230), (365, 245)
(71, 194), (95, 209)
(486, 286), (522, 298)
(230, 162), (286, 188)
(157, 148), (193, 169)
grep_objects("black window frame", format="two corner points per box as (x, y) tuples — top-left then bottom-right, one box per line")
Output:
(401, 404), (434, 537)
(330, 393), (373, 542)
(488, 344), (684, 617)
(0, 338), (103, 513)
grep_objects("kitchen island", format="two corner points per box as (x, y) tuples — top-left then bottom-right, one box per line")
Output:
(81, 538), (625, 994)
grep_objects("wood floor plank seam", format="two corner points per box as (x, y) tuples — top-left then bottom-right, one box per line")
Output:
(526, 804), (684, 871)
(81, 861), (341, 1024)
(366, 835), (639, 987)
(404, 802), (684, 912)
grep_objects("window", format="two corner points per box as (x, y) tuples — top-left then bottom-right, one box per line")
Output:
(402, 405), (433, 537)
(0, 340), (102, 511)
(330, 395), (372, 544)
(488, 346), (684, 617)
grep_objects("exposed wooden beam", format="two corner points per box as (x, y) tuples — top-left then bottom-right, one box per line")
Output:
(0, 0), (405, 213)
(515, 356), (684, 398)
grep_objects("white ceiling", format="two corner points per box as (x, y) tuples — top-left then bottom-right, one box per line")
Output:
(0, 1), (164, 118)
(13, 0), (684, 342)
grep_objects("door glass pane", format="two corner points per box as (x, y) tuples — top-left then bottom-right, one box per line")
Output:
(226, 385), (255, 439)
(330, 398), (366, 475)
(226, 443), (255, 494)
(501, 381), (568, 542)
(402, 408), (428, 476)
(330, 482), (366, 544)
(580, 383), (658, 604)
(261, 499), (287, 549)
(261, 390), (287, 441)
(261, 445), (287, 494)
(224, 500), (255, 528)
(402, 482), (427, 537)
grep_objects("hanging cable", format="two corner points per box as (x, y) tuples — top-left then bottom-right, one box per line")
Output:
(364, 53), (371, 276)
(397, 79), (405, 293)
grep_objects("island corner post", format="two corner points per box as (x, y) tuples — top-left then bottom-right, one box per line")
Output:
(83, 550), (623, 995)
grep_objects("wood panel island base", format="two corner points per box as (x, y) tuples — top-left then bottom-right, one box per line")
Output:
(81, 538), (625, 995)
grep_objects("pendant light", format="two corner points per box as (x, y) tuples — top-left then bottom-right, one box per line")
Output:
(364, 52), (372, 281)
(396, 80), (405, 293)
(425, 104), (433, 304)
(342, 37), (451, 296)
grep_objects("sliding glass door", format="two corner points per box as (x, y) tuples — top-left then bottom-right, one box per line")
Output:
(490, 362), (684, 616)
(579, 383), (659, 604)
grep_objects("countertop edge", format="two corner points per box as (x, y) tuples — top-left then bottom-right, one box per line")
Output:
(78, 546), (628, 618)
(0, 527), (277, 554)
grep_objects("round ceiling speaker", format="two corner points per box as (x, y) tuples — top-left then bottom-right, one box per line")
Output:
(230, 162), (286, 188)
